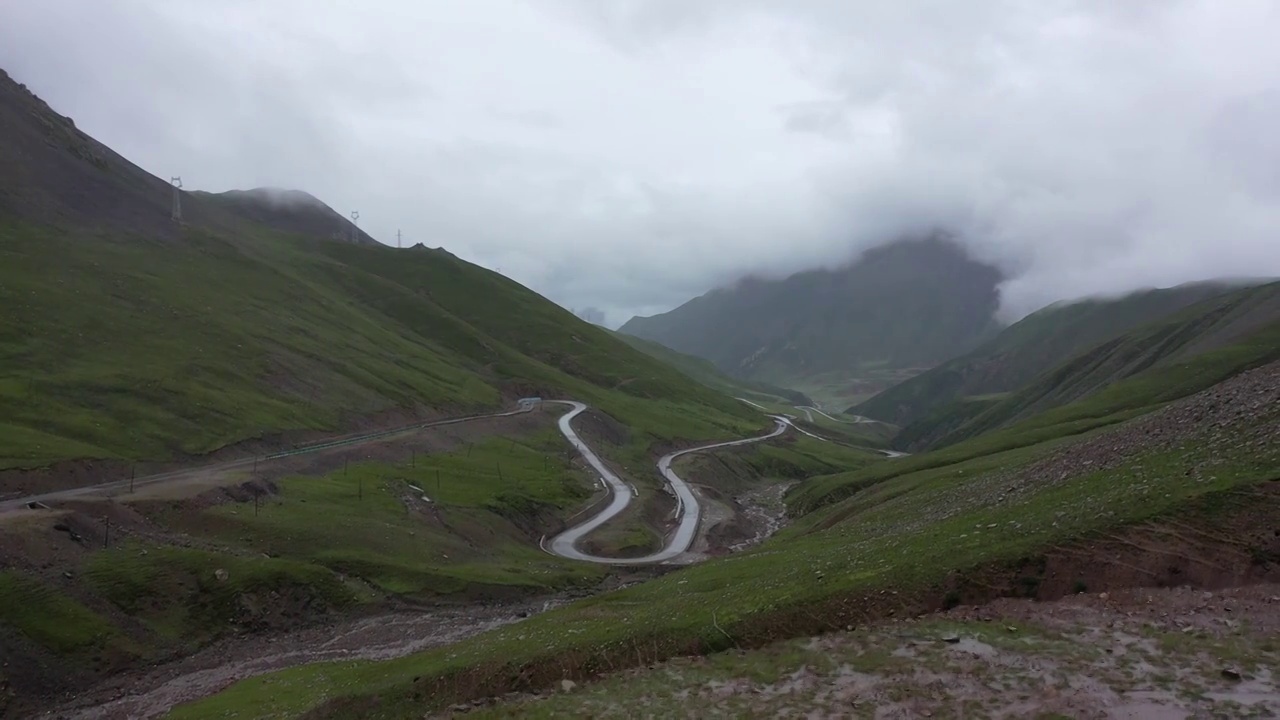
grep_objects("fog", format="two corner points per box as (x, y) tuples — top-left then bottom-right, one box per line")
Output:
(3, 1), (1279, 325)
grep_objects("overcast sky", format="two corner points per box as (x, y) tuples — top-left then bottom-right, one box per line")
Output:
(3, 1), (1279, 326)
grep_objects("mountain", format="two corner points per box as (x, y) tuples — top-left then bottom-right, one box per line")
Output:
(183, 291), (1280, 718)
(613, 333), (814, 406)
(0, 68), (758, 472)
(0, 69), (372, 248)
(573, 306), (607, 326)
(618, 235), (1004, 405)
(891, 280), (1280, 452)
(852, 281), (1252, 427)
(192, 187), (379, 246)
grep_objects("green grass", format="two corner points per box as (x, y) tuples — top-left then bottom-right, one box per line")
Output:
(903, 283), (1280, 451)
(737, 436), (880, 479)
(186, 434), (604, 597)
(465, 586), (1279, 718)
(83, 546), (360, 647)
(171, 362), (1280, 719)
(0, 222), (759, 469)
(789, 320), (1280, 514)
(613, 333), (813, 406)
(853, 280), (1251, 427)
(75, 432), (607, 650)
(0, 571), (123, 655)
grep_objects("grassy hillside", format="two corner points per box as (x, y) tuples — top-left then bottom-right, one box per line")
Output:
(895, 281), (1280, 452)
(0, 66), (828, 714)
(174, 351), (1280, 719)
(0, 221), (764, 471)
(794, 306), (1280, 513)
(852, 281), (1248, 427)
(618, 236), (1003, 390)
(0, 65), (763, 474)
(613, 333), (812, 406)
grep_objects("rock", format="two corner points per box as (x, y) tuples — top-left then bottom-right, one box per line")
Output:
(53, 522), (71, 533)
(560, 679), (576, 692)
(941, 634), (961, 644)
(214, 568), (229, 582)
(1222, 668), (1243, 681)
(62, 571), (73, 580)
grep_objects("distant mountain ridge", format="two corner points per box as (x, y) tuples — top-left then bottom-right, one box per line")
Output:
(0, 66), (758, 471)
(852, 280), (1254, 428)
(889, 280), (1280, 451)
(613, 332), (814, 406)
(0, 68), (370, 245)
(619, 235), (1004, 386)
(193, 187), (378, 246)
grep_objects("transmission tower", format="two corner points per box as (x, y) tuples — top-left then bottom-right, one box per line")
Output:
(350, 210), (360, 243)
(170, 177), (183, 223)
(397, 229), (402, 248)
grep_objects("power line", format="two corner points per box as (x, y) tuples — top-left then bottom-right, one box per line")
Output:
(170, 177), (183, 223)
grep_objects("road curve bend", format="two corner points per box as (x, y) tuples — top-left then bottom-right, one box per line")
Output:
(547, 401), (787, 565)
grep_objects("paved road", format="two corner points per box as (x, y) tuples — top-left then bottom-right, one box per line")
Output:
(734, 397), (909, 459)
(797, 404), (882, 425)
(0, 404), (536, 514)
(546, 401), (788, 565)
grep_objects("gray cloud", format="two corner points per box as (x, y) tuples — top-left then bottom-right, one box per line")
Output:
(3, 1), (1279, 326)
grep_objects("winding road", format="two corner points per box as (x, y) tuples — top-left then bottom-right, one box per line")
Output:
(733, 397), (910, 459)
(546, 401), (788, 565)
(3, 396), (877, 566)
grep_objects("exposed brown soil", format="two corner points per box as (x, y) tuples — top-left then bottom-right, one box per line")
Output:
(1002, 359), (1280, 491)
(0, 409), (576, 716)
(472, 583), (1280, 718)
(35, 574), (656, 720)
(816, 358), (1280, 533)
(313, 479), (1280, 718)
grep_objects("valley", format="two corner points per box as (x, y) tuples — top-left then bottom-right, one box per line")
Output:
(3, 11), (1280, 718)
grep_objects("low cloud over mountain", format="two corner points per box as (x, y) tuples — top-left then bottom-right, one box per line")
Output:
(4, 1), (1279, 324)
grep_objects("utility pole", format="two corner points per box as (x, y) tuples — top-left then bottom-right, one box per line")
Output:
(170, 177), (183, 223)
(350, 210), (360, 243)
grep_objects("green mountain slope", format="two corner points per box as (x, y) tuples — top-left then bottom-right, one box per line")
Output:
(0, 69), (758, 472)
(892, 281), (1280, 452)
(613, 333), (813, 405)
(852, 281), (1253, 427)
(177, 339), (1280, 719)
(618, 236), (1004, 397)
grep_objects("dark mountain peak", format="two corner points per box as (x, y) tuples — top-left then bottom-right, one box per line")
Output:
(223, 187), (326, 208)
(853, 278), (1269, 429)
(620, 235), (1004, 397)
(192, 187), (378, 246)
(0, 67), (374, 246)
